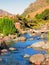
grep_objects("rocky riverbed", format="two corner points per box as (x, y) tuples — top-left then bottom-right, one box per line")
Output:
(0, 33), (49, 65)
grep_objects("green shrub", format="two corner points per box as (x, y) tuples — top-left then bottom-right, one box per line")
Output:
(0, 17), (16, 35)
(35, 9), (49, 20)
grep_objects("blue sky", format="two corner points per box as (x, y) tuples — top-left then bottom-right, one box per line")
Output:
(0, 0), (36, 14)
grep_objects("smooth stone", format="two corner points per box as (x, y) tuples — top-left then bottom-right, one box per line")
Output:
(1, 49), (8, 53)
(27, 46), (31, 48)
(31, 41), (45, 48)
(29, 54), (45, 64)
(9, 47), (16, 51)
(0, 58), (2, 62)
(29, 38), (34, 41)
(24, 54), (30, 58)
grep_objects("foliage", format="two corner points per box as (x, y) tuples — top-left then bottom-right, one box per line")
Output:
(47, 31), (49, 42)
(35, 9), (49, 20)
(0, 17), (16, 35)
(46, 0), (49, 4)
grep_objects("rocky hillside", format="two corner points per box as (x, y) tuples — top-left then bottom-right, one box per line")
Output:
(0, 9), (15, 18)
(22, 0), (49, 18)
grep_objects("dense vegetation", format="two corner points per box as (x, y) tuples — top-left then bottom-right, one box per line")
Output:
(35, 9), (49, 20)
(0, 17), (16, 35)
(46, 0), (49, 4)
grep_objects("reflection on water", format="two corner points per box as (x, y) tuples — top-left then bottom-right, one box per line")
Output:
(0, 34), (46, 65)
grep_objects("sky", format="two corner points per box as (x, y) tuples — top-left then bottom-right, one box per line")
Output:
(0, 0), (36, 14)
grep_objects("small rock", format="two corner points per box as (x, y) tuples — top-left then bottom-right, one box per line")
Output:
(29, 38), (33, 41)
(24, 54), (30, 58)
(1, 49), (8, 53)
(9, 47), (16, 51)
(0, 58), (2, 62)
(13, 37), (26, 42)
(27, 46), (31, 48)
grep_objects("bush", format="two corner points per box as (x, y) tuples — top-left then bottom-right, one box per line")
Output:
(35, 9), (49, 20)
(0, 17), (16, 35)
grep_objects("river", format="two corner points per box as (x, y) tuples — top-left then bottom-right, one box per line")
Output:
(0, 33), (46, 65)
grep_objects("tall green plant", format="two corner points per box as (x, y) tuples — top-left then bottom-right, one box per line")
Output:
(0, 17), (16, 35)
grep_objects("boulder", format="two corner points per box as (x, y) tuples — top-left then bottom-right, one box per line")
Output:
(31, 41), (45, 48)
(29, 54), (45, 65)
(9, 47), (16, 51)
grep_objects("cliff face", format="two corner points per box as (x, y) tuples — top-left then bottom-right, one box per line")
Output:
(22, 0), (49, 17)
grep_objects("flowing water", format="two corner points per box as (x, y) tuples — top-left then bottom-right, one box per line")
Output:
(0, 34), (46, 65)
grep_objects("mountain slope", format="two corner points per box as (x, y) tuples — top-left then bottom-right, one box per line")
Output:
(22, 0), (49, 18)
(0, 9), (14, 18)
(26, 6), (49, 18)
